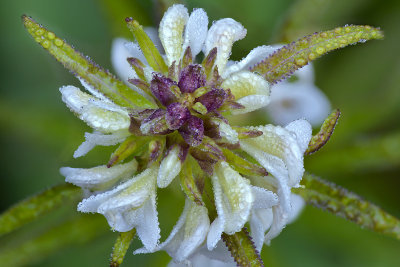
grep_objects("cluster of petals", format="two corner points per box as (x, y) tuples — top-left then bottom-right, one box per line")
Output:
(59, 4), (313, 265)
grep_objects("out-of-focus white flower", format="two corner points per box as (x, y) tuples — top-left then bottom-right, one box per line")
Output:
(267, 63), (331, 126)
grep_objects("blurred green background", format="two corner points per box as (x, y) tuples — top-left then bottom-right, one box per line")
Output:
(1, 0), (400, 266)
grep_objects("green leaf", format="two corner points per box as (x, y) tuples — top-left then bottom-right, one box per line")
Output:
(22, 15), (156, 109)
(0, 183), (81, 237)
(222, 148), (268, 177)
(126, 18), (168, 74)
(294, 173), (400, 240)
(108, 136), (150, 167)
(0, 214), (107, 267)
(251, 25), (384, 84)
(110, 229), (136, 267)
(222, 228), (264, 267)
(305, 109), (340, 155)
(180, 156), (204, 206)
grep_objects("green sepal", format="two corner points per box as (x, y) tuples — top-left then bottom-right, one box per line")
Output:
(222, 148), (268, 177)
(251, 25), (384, 84)
(126, 18), (168, 74)
(110, 229), (137, 267)
(222, 228), (264, 267)
(232, 126), (263, 139)
(0, 183), (81, 237)
(294, 173), (400, 240)
(108, 136), (150, 167)
(22, 15), (156, 109)
(180, 156), (205, 206)
(305, 109), (340, 155)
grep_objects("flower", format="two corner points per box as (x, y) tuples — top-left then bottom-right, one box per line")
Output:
(59, 4), (312, 264)
(267, 61), (331, 126)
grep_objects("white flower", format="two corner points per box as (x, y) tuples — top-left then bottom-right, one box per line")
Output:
(59, 3), (314, 264)
(267, 62), (331, 126)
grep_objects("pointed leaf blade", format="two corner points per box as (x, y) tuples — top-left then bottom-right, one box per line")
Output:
(22, 15), (156, 109)
(294, 173), (400, 240)
(251, 25), (383, 84)
(305, 109), (340, 155)
(222, 228), (264, 267)
(110, 229), (136, 267)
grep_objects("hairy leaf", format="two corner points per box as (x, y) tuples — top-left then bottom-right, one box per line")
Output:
(108, 136), (150, 167)
(305, 109), (340, 155)
(22, 15), (156, 109)
(126, 18), (168, 74)
(222, 228), (264, 267)
(0, 183), (81, 237)
(294, 173), (400, 240)
(222, 148), (268, 177)
(180, 156), (205, 206)
(110, 229), (136, 267)
(251, 25), (383, 84)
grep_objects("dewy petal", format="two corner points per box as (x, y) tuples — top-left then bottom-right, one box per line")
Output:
(249, 186), (278, 252)
(203, 18), (247, 73)
(221, 71), (270, 114)
(210, 118), (238, 144)
(78, 166), (160, 250)
(267, 82), (331, 126)
(240, 124), (308, 188)
(287, 194), (305, 224)
(60, 85), (130, 133)
(61, 160), (137, 191)
(223, 45), (276, 78)
(74, 131), (130, 158)
(157, 145), (182, 188)
(284, 119), (313, 154)
(159, 4), (189, 65)
(207, 162), (254, 249)
(182, 8), (209, 58)
(136, 199), (209, 263)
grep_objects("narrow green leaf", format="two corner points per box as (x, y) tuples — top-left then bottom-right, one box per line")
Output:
(110, 229), (136, 267)
(305, 109), (340, 155)
(0, 214), (107, 267)
(180, 156), (204, 206)
(251, 25), (384, 84)
(294, 173), (400, 240)
(22, 15), (156, 109)
(222, 228), (264, 267)
(0, 183), (81, 237)
(222, 148), (268, 177)
(108, 136), (150, 167)
(126, 18), (168, 74)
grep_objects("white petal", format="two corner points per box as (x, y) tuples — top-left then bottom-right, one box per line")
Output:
(111, 38), (140, 82)
(250, 208), (273, 252)
(207, 217), (225, 251)
(74, 131), (129, 158)
(293, 63), (315, 84)
(267, 82), (331, 126)
(61, 160), (137, 191)
(221, 71), (270, 114)
(137, 199), (209, 262)
(60, 86), (130, 133)
(183, 8), (209, 57)
(159, 4), (189, 65)
(204, 18), (246, 73)
(207, 162), (254, 249)
(157, 145), (182, 188)
(264, 205), (287, 244)
(78, 78), (110, 102)
(287, 194), (305, 224)
(78, 166), (160, 250)
(210, 118), (238, 144)
(223, 45), (275, 78)
(251, 186), (278, 210)
(144, 27), (164, 54)
(240, 124), (304, 187)
(284, 119), (312, 154)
